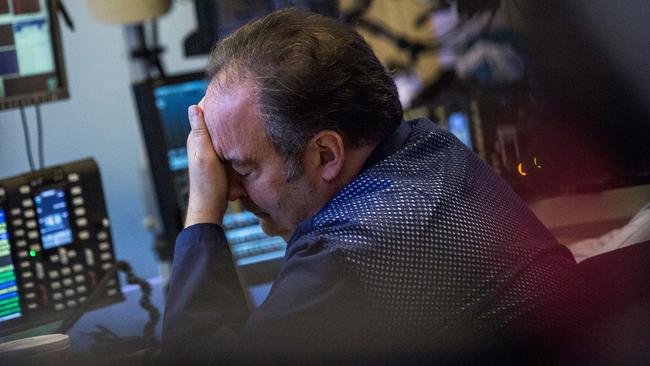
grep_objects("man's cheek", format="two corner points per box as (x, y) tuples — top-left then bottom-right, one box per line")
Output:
(258, 218), (278, 236)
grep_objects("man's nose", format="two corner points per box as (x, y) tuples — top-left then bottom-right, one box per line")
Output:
(227, 170), (247, 201)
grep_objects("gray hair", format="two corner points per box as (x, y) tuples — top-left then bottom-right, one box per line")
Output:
(207, 8), (403, 180)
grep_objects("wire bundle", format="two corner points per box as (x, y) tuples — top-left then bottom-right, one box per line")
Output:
(18, 103), (45, 171)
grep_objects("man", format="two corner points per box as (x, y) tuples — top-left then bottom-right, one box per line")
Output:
(163, 8), (588, 363)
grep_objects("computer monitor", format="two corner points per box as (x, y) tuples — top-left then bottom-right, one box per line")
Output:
(154, 78), (208, 172)
(448, 111), (473, 150)
(132, 73), (207, 261)
(0, 0), (69, 110)
(184, 0), (339, 55)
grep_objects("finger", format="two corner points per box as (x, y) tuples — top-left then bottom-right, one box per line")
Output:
(188, 105), (204, 131)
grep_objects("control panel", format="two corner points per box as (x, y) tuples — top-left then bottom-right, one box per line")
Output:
(0, 159), (122, 336)
(222, 211), (286, 292)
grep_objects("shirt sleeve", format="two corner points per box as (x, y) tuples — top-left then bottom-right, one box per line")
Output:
(162, 226), (373, 362)
(238, 238), (375, 359)
(161, 223), (249, 358)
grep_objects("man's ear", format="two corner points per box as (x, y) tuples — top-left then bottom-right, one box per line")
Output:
(307, 130), (345, 182)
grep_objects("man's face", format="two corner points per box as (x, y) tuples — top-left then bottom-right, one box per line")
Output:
(202, 83), (317, 240)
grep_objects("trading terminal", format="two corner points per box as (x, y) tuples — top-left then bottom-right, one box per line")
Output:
(0, 0), (648, 364)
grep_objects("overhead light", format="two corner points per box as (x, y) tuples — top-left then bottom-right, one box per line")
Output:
(85, 0), (171, 24)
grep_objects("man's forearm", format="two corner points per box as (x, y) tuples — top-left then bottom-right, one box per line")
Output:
(162, 223), (249, 358)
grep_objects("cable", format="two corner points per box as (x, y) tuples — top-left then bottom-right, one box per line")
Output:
(56, 0), (75, 31)
(120, 261), (160, 347)
(55, 260), (160, 354)
(36, 103), (44, 169)
(150, 19), (166, 78)
(151, 19), (159, 48)
(19, 106), (35, 172)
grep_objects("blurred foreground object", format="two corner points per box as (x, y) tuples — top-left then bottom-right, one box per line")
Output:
(570, 202), (650, 263)
(85, 0), (171, 24)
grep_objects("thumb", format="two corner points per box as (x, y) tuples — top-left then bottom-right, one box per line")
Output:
(188, 105), (205, 131)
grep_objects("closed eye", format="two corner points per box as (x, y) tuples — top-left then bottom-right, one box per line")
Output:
(227, 157), (255, 179)
(231, 166), (252, 179)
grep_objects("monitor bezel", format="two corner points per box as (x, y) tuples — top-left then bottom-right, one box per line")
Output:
(132, 71), (207, 260)
(0, 0), (69, 110)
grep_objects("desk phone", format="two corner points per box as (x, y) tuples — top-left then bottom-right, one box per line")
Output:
(0, 159), (122, 336)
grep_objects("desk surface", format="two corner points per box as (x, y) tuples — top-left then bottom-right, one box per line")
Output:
(1, 275), (273, 356)
(529, 184), (650, 244)
(66, 277), (166, 354)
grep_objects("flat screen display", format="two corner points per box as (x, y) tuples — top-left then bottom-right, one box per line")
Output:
(448, 111), (473, 149)
(0, 208), (22, 323)
(34, 188), (73, 249)
(0, 0), (68, 109)
(153, 79), (208, 171)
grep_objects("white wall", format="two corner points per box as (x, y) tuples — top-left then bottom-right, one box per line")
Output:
(0, 1), (208, 279)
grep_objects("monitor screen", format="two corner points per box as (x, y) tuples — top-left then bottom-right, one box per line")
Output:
(0, 208), (22, 323)
(0, 0), (68, 110)
(34, 187), (73, 250)
(133, 73), (210, 259)
(448, 111), (473, 149)
(153, 79), (209, 171)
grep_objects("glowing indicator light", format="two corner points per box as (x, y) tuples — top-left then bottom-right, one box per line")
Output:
(533, 157), (542, 168)
(517, 162), (527, 176)
(29, 250), (37, 257)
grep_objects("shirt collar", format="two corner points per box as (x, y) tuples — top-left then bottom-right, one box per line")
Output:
(287, 120), (413, 249)
(362, 119), (413, 170)
(286, 217), (314, 255)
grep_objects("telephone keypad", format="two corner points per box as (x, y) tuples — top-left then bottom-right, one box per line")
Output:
(1, 160), (122, 335)
(78, 231), (89, 240)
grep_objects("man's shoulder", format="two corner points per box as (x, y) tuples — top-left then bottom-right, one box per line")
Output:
(284, 221), (389, 271)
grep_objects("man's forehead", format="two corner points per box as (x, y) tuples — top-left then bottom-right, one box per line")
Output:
(202, 83), (267, 160)
(201, 84), (247, 134)
(204, 83), (256, 124)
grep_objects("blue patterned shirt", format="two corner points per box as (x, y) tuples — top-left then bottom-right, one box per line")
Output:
(163, 118), (588, 362)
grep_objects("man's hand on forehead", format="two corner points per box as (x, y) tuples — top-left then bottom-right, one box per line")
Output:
(184, 99), (229, 227)
(196, 95), (224, 160)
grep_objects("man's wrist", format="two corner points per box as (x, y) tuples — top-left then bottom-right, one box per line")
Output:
(184, 209), (224, 228)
